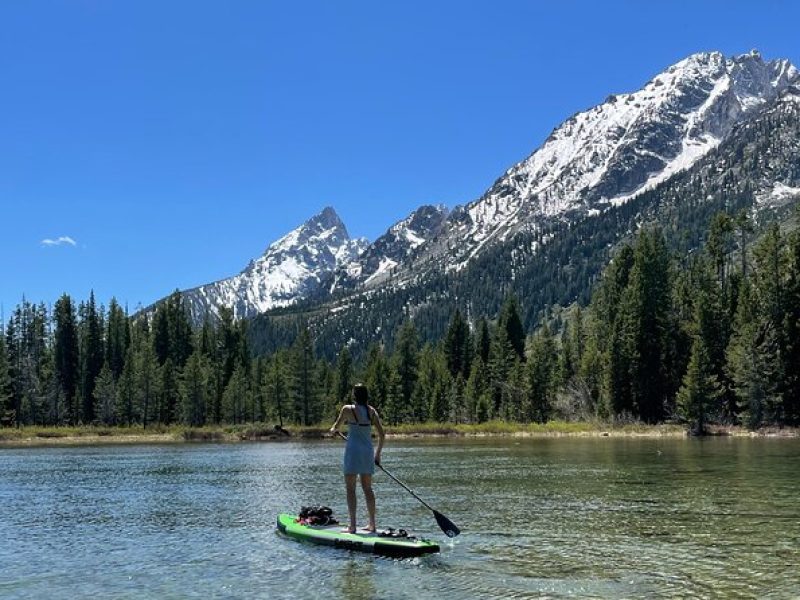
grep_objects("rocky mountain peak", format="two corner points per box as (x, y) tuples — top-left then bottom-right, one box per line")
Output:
(173, 206), (366, 322)
(331, 204), (450, 290)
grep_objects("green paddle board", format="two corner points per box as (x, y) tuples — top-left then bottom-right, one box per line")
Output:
(276, 513), (440, 558)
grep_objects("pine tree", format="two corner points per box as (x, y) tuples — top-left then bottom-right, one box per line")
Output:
(0, 335), (11, 415)
(81, 291), (104, 423)
(159, 358), (180, 425)
(783, 226), (800, 425)
(217, 306), (238, 392)
(7, 304), (24, 425)
(475, 318), (491, 364)
(751, 223), (786, 423)
(450, 373), (467, 423)
(707, 212), (734, 292)
(206, 363), (222, 425)
(251, 357), (267, 423)
(415, 345), (450, 422)
(499, 295), (526, 361)
(505, 359), (527, 422)
(4, 301), (50, 426)
(291, 326), (317, 425)
(167, 291), (194, 368)
(677, 333), (721, 435)
(476, 390), (492, 423)
(726, 281), (780, 429)
(428, 363), (451, 423)
(334, 345), (353, 405)
(590, 244), (635, 419)
(53, 294), (80, 424)
(444, 309), (470, 378)
(691, 258), (730, 421)
(152, 303), (171, 365)
(393, 320), (419, 422)
(488, 325), (515, 416)
(264, 353), (288, 427)
(137, 342), (159, 429)
(117, 347), (137, 426)
(105, 298), (129, 379)
(559, 305), (584, 387)
(315, 359), (336, 421)
(181, 350), (208, 427)
(363, 343), (389, 412)
(576, 311), (604, 417)
(199, 316), (215, 358)
(93, 364), (117, 425)
(39, 350), (62, 426)
(384, 364), (404, 425)
(620, 229), (674, 423)
(222, 365), (249, 424)
(465, 356), (488, 423)
(591, 244), (635, 345)
(527, 324), (557, 423)
(734, 209), (754, 280)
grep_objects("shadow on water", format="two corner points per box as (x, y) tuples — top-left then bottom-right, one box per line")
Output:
(335, 559), (377, 599)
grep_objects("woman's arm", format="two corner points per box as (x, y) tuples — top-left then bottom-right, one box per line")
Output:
(329, 406), (346, 434)
(371, 407), (386, 465)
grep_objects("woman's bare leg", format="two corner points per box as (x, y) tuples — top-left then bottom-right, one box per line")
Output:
(360, 474), (376, 532)
(344, 474), (357, 532)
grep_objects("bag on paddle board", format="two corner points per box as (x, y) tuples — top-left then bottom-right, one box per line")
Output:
(297, 505), (338, 526)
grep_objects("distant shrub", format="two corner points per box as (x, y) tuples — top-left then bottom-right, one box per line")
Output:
(182, 429), (225, 442)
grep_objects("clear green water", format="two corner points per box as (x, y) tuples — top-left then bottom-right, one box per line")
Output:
(1, 437), (798, 599)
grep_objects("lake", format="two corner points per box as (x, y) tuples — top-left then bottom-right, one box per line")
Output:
(1, 437), (798, 599)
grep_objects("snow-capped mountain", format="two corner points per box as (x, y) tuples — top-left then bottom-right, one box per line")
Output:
(412, 50), (798, 272)
(256, 80), (800, 360)
(156, 50), (799, 338)
(177, 207), (368, 322)
(332, 204), (449, 290)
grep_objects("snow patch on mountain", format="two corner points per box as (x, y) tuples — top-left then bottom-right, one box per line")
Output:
(365, 257), (399, 285)
(178, 207), (367, 321)
(757, 182), (800, 208)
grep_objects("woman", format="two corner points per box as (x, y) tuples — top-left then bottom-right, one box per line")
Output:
(329, 383), (386, 533)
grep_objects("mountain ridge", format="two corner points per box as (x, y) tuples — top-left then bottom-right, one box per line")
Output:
(152, 50), (799, 347)
(249, 73), (800, 359)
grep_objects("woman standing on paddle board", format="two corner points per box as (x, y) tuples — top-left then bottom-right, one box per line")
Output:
(329, 383), (386, 534)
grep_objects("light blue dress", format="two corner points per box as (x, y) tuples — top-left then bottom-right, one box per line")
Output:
(343, 404), (374, 475)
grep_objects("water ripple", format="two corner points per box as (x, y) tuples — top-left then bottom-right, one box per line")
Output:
(1, 438), (799, 599)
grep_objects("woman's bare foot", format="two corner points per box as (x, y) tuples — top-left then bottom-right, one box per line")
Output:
(360, 525), (377, 533)
(341, 526), (356, 534)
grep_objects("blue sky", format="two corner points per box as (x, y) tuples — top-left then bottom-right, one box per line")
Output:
(2, 0), (800, 314)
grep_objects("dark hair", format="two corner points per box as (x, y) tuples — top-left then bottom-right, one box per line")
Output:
(353, 383), (369, 406)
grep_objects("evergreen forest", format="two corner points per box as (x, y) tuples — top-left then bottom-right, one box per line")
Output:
(3, 210), (800, 434)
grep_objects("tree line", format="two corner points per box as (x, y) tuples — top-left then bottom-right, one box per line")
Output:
(2, 210), (799, 431)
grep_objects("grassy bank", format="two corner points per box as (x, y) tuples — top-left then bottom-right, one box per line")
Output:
(1, 420), (797, 447)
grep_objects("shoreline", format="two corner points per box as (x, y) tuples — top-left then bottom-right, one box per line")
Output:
(0, 422), (798, 447)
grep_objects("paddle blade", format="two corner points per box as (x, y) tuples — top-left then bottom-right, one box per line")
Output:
(434, 510), (460, 538)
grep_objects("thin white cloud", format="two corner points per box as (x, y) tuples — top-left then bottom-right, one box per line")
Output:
(41, 236), (77, 247)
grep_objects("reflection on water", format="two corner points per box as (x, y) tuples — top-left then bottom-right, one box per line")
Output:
(1, 437), (799, 599)
(336, 559), (377, 599)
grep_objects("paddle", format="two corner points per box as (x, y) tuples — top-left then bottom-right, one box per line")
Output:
(336, 431), (461, 538)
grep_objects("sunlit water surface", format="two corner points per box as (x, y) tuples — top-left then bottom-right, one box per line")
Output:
(1, 437), (798, 599)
